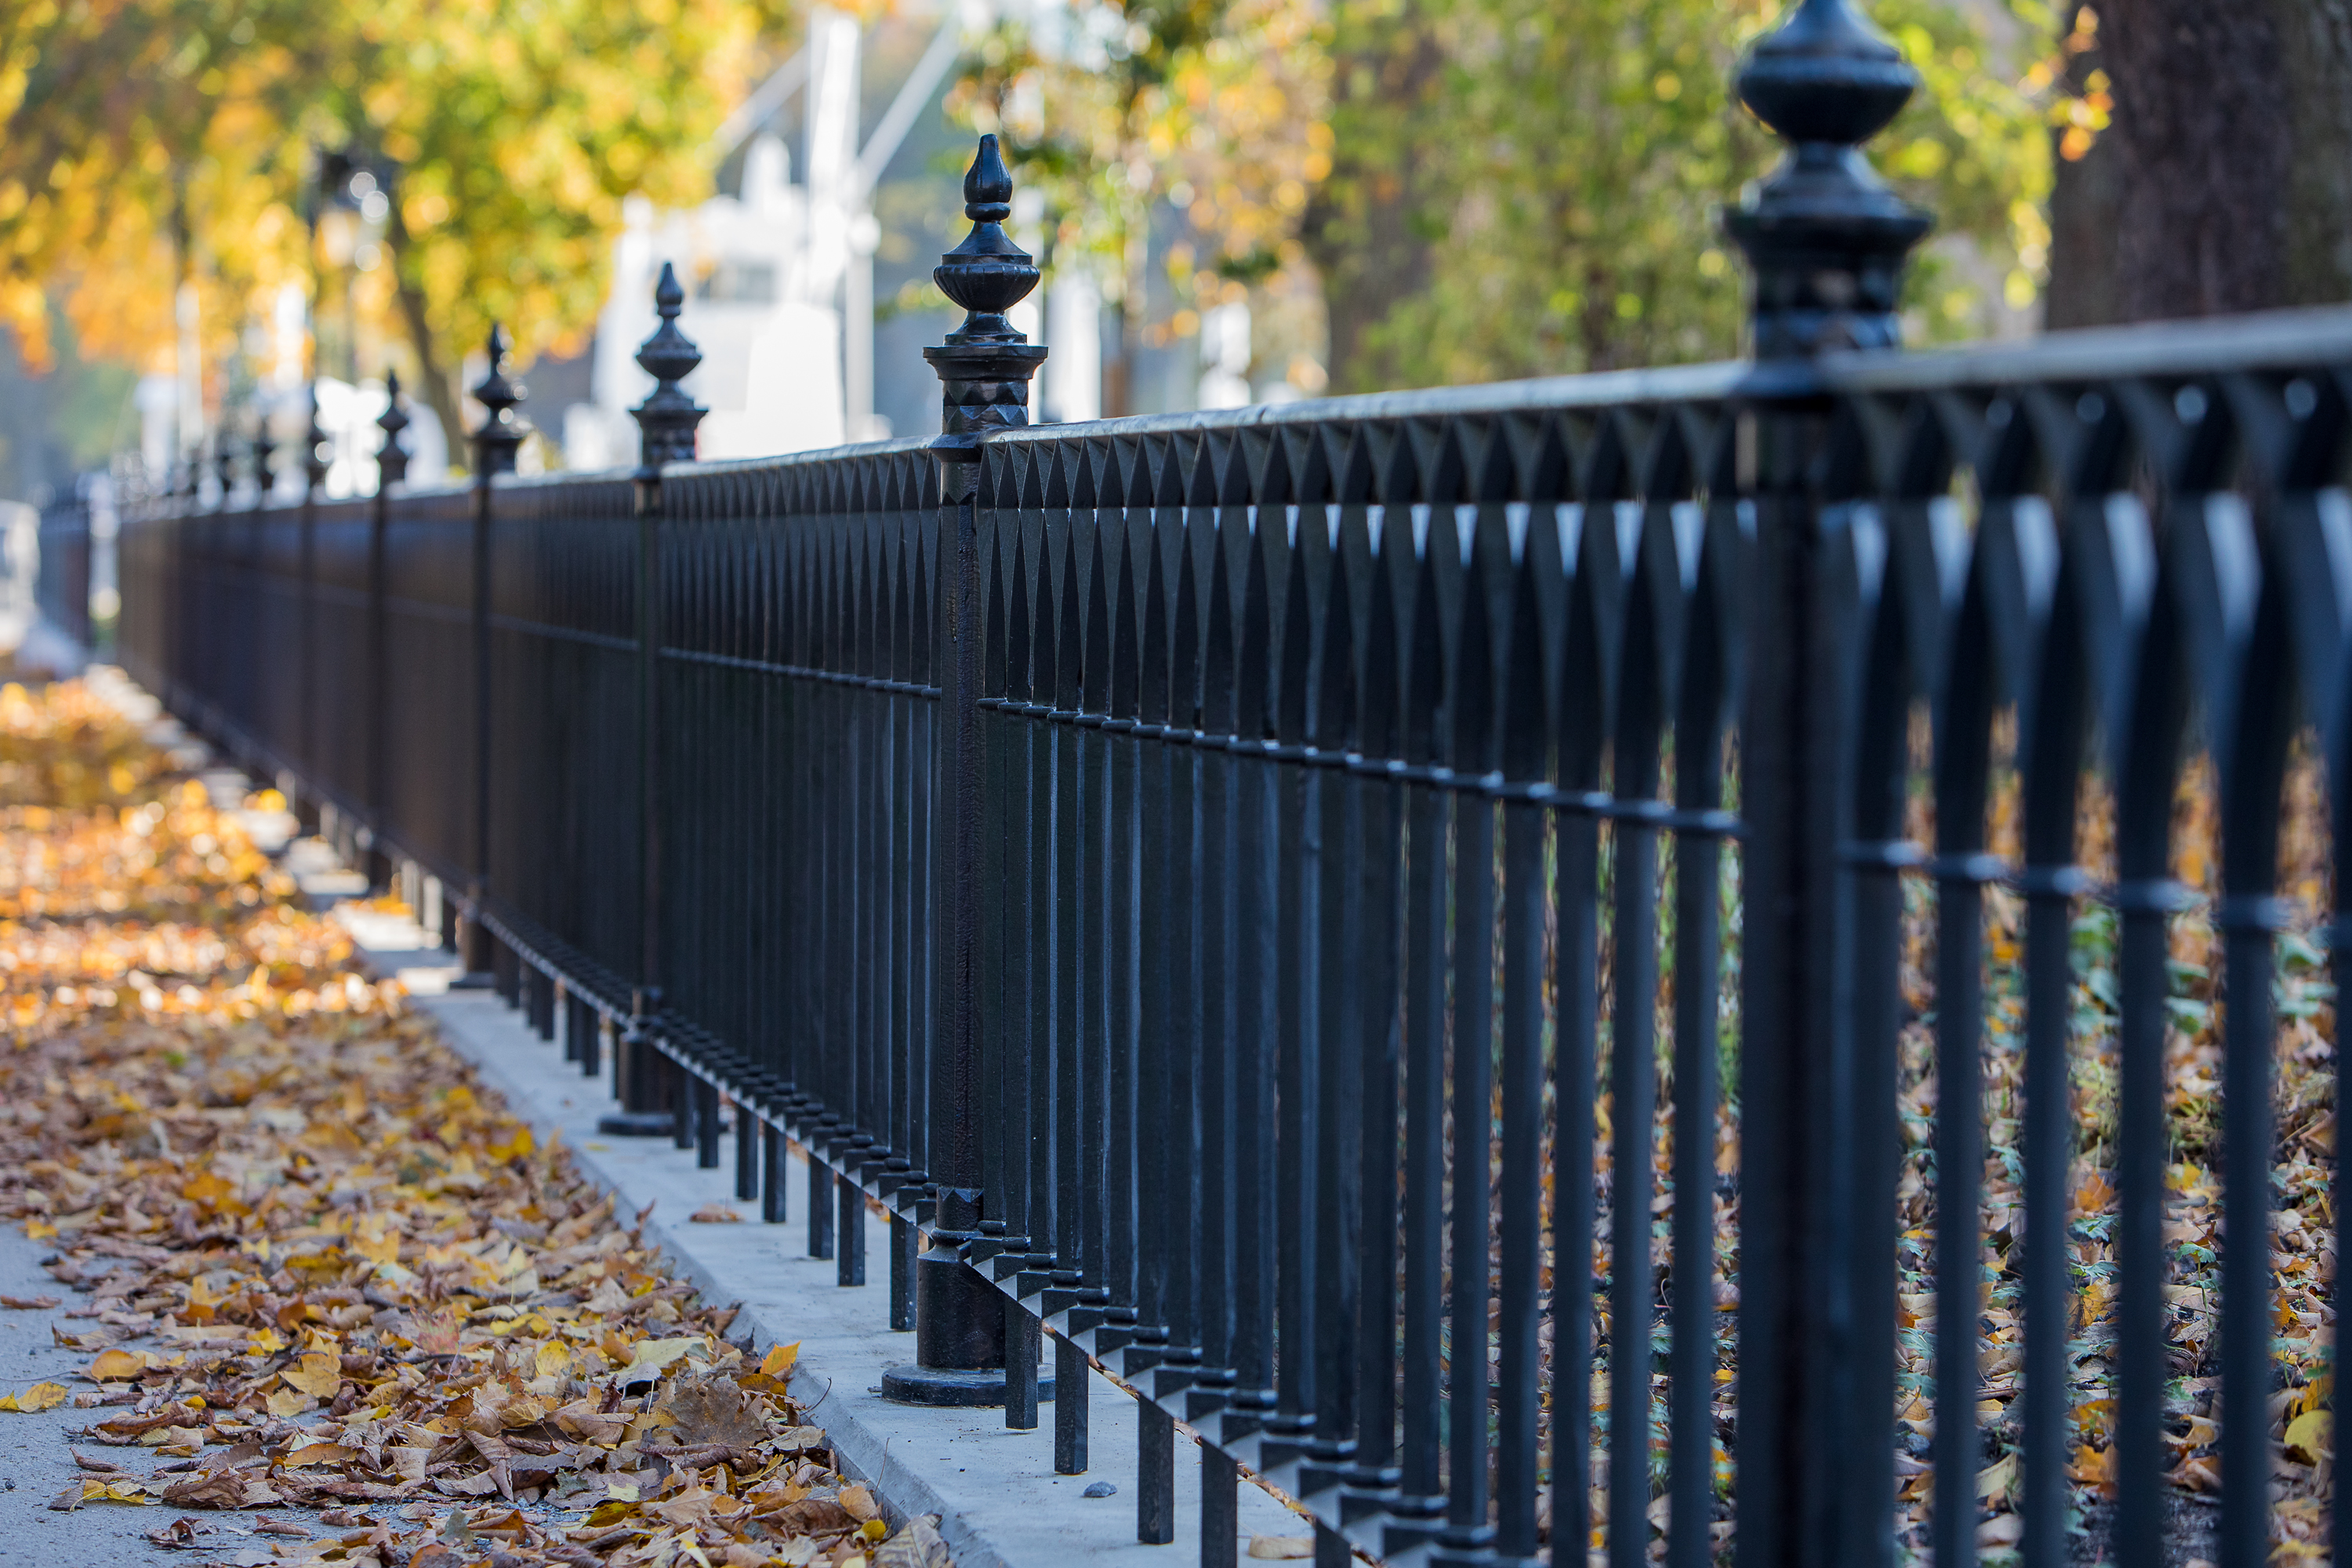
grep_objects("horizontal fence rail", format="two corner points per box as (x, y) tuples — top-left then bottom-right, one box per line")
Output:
(57, 5), (2352, 1564)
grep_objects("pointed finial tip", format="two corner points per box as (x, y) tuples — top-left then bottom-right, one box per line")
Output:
(487, 322), (510, 363)
(654, 261), (684, 314)
(385, 366), (401, 395)
(963, 134), (1012, 223)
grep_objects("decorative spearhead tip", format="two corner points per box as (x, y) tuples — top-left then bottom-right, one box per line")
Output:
(963, 135), (1014, 223)
(654, 261), (685, 316)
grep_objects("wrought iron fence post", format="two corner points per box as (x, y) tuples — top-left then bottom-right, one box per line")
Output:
(883, 135), (1047, 1405)
(296, 386), (330, 826)
(1721, 4), (1929, 1567)
(604, 265), (706, 1139)
(367, 373), (408, 893)
(459, 328), (526, 981)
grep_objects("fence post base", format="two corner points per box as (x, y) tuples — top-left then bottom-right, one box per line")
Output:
(879, 1243), (1054, 1407)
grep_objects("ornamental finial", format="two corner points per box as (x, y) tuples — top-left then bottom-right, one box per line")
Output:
(251, 416), (276, 500)
(377, 368), (412, 492)
(632, 262), (706, 474)
(470, 324), (528, 477)
(214, 427), (238, 503)
(924, 136), (1047, 463)
(303, 384), (332, 495)
(1722, 0), (1933, 358)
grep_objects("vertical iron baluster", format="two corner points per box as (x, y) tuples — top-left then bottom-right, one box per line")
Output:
(2216, 538), (2295, 1568)
(1270, 474), (1321, 1460)
(1447, 509), (1497, 1555)
(2111, 538), (2187, 1568)
(1193, 493), (1241, 1415)
(1396, 517), (1448, 1538)
(1347, 500), (1410, 1523)
(1667, 501), (1731, 1568)
(1495, 502), (1548, 1559)
(1307, 466), (1362, 1495)
(764, 1122), (789, 1225)
(1136, 501), (1174, 1364)
(1109, 510), (1145, 1357)
(1551, 485), (1609, 1568)
(1230, 506), (1280, 1424)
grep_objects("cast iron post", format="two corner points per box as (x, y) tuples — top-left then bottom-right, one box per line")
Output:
(459, 328), (526, 981)
(296, 385), (329, 822)
(1720, 5), (1929, 1568)
(604, 263), (706, 1139)
(366, 372), (408, 893)
(882, 134), (1047, 1406)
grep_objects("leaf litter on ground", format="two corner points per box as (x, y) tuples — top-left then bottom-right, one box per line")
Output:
(0, 677), (949, 1568)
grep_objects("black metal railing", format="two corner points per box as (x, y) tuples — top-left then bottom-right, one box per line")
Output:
(81, 2), (2352, 1564)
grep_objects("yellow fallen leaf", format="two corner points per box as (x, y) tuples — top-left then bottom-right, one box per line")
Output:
(352, 1230), (400, 1267)
(138, 1425), (205, 1447)
(3, 1381), (70, 1411)
(267, 1387), (314, 1418)
(88, 1348), (146, 1381)
(535, 1341), (572, 1381)
(24, 1218), (56, 1241)
(625, 1337), (703, 1376)
(859, 1519), (887, 1543)
(2285, 1410), (2333, 1465)
(758, 1344), (800, 1378)
(281, 1442), (358, 1468)
(80, 1477), (150, 1504)
(281, 1351), (343, 1398)
(839, 1484), (878, 1523)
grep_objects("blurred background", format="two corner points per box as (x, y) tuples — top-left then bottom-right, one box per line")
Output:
(0, 0), (2345, 516)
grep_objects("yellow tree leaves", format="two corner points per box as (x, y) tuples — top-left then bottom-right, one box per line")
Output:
(1, 0), (790, 412)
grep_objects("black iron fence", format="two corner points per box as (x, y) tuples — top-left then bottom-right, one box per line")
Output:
(66, 2), (2352, 1564)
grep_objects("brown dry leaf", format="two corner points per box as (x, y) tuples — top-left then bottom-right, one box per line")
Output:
(1247, 1538), (1313, 1561)
(0, 682), (923, 1568)
(688, 1206), (742, 1224)
(0, 1294), (60, 1309)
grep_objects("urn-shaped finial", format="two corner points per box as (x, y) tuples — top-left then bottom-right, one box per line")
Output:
(1722, 0), (1933, 358)
(924, 136), (1049, 463)
(377, 368), (412, 492)
(471, 324), (528, 477)
(631, 263), (706, 473)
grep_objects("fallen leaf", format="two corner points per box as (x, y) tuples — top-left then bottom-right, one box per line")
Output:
(87, 1348), (146, 1381)
(2285, 1409), (2333, 1465)
(0, 1381), (70, 1411)
(688, 1206), (742, 1224)
(281, 1351), (343, 1399)
(281, 1442), (358, 1468)
(0, 1294), (61, 1309)
(1249, 1537), (1313, 1560)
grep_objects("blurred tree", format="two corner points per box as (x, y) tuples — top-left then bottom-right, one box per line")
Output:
(1, 0), (789, 454)
(1311, 0), (2067, 390)
(946, 0), (1327, 412)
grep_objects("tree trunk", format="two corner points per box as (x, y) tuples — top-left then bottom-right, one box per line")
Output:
(2053, 0), (2352, 324)
(381, 201), (465, 465)
(1300, 2), (1444, 394)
